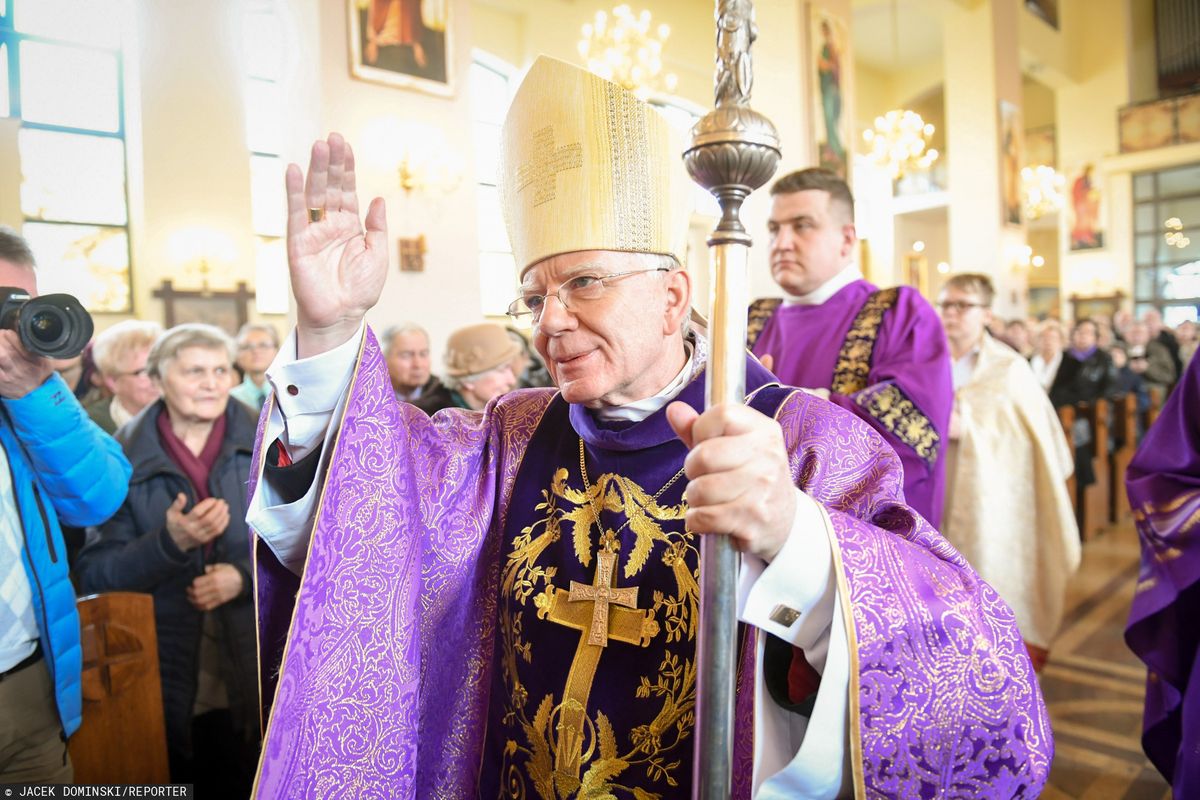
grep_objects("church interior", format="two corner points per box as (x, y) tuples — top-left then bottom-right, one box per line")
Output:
(2, 0), (1196, 797)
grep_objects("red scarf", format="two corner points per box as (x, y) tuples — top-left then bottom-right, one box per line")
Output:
(156, 406), (227, 502)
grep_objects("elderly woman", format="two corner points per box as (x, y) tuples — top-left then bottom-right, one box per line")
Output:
(86, 319), (164, 434)
(415, 322), (519, 414)
(76, 324), (259, 795)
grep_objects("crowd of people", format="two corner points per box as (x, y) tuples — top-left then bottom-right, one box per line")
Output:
(0, 56), (1196, 799)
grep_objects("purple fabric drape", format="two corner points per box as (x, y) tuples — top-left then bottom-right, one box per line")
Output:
(1125, 356), (1200, 796)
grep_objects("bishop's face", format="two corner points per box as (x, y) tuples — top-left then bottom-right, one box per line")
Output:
(525, 250), (691, 409)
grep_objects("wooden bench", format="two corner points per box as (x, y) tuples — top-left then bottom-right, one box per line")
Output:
(1077, 398), (1111, 541)
(1110, 393), (1137, 523)
(69, 592), (169, 784)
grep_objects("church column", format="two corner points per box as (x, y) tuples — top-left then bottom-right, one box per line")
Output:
(943, 0), (1027, 316)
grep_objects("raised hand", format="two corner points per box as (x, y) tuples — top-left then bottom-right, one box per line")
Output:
(285, 132), (389, 358)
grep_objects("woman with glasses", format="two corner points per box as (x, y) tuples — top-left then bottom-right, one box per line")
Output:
(76, 324), (260, 796)
(86, 319), (163, 434)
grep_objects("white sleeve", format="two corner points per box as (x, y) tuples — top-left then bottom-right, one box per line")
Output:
(739, 490), (853, 799)
(245, 324), (365, 575)
(737, 488), (836, 670)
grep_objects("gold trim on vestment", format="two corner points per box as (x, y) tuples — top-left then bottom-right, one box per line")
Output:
(831, 288), (898, 396)
(745, 298), (782, 351)
(818, 503), (865, 798)
(854, 383), (941, 467)
(251, 330), (369, 796)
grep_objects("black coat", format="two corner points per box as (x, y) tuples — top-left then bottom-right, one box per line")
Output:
(76, 399), (259, 757)
(1048, 348), (1117, 408)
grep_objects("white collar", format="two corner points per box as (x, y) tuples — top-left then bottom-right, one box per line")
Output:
(783, 265), (862, 306)
(594, 340), (696, 423)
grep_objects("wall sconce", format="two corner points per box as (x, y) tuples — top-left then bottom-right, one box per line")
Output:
(398, 235), (426, 272)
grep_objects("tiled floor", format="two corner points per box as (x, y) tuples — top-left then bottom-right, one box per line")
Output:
(1041, 521), (1172, 799)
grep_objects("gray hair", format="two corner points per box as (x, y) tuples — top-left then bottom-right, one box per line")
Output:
(236, 321), (280, 348)
(381, 322), (429, 353)
(146, 323), (237, 380)
(92, 320), (164, 376)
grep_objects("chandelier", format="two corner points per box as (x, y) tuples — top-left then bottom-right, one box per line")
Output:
(1020, 165), (1065, 220)
(862, 110), (938, 180)
(1165, 217), (1191, 249)
(577, 5), (678, 96)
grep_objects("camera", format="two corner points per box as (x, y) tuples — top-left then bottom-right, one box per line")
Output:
(0, 288), (94, 359)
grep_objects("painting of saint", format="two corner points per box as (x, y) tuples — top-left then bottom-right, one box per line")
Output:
(999, 101), (1022, 226)
(811, 8), (850, 179)
(349, 0), (452, 96)
(1070, 164), (1105, 250)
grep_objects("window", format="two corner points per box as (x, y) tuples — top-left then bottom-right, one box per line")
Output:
(470, 51), (517, 319)
(242, 0), (288, 315)
(1132, 163), (1200, 325)
(4, 0), (132, 312)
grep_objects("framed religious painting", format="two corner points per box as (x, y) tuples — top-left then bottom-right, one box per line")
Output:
(1067, 162), (1105, 250)
(998, 101), (1023, 227)
(809, 5), (851, 180)
(348, 0), (453, 96)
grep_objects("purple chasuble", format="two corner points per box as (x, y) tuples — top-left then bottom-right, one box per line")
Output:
(249, 329), (1050, 799)
(1125, 355), (1200, 795)
(478, 374), (784, 797)
(748, 280), (952, 526)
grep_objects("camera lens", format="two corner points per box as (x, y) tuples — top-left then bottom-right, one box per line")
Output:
(28, 310), (65, 344)
(14, 294), (94, 359)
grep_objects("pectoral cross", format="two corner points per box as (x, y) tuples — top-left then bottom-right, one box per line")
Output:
(542, 549), (657, 780)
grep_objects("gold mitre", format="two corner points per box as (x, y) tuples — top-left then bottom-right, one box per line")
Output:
(499, 56), (691, 277)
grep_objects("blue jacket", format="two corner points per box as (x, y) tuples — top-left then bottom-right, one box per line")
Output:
(1, 374), (131, 736)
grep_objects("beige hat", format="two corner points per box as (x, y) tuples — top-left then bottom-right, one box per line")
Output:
(499, 56), (691, 278)
(444, 323), (522, 378)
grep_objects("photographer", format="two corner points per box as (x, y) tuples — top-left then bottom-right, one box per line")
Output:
(0, 227), (132, 783)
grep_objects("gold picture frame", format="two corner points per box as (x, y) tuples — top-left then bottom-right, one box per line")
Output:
(347, 0), (453, 97)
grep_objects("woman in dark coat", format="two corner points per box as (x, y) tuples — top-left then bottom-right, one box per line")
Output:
(77, 323), (260, 796)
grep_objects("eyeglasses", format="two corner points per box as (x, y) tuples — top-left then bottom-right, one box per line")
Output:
(936, 300), (988, 313)
(506, 267), (669, 320)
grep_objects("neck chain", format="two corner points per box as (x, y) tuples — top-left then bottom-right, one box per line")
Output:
(578, 437), (687, 547)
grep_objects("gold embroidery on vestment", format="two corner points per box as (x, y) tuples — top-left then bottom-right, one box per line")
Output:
(855, 383), (941, 466)
(497, 464), (697, 798)
(745, 297), (782, 350)
(831, 287), (897, 395)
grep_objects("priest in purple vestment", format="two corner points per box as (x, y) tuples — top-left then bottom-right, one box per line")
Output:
(1126, 352), (1200, 798)
(747, 169), (952, 526)
(245, 57), (1050, 799)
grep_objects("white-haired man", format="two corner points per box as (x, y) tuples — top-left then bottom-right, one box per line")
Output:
(245, 58), (1050, 799)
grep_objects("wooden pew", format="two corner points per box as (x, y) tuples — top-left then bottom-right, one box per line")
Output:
(1110, 393), (1136, 523)
(1147, 385), (1164, 430)
(1078, 398), (1111, 541)
(1058, 404), (1077, 516)
(69, 592), (169, 784)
